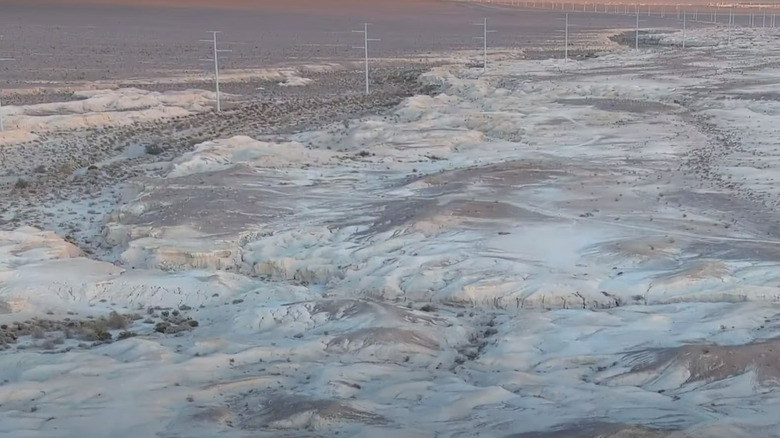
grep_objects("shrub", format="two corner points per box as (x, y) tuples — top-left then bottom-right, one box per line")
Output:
(78, 322), (112, 342)
(117, 331), (137, 341)
(31, 326), (46, 339)
(14, 178), (29, 189)
(105, 311), (129, 330)
(145, 144), (164, 155)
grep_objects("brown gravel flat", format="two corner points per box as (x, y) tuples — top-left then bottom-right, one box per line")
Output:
(0, 0), (689, 84)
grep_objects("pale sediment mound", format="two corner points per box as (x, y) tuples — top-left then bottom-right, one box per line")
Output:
(0, 226), (83, 268)
(0, 225), (251, 310)
(611, 338), (780, 387)
(301, 299), (443, 326)
(233, 392), (385, 430)
(168, 135), (335, 178)
(507, 422), (677, 438)
(361, 197), (549, 236)
(190, 406), (236, 426)
(326, 327), (439, 353)
(0, 227), (97, 312)
(3, 88), (214, 133)
(120, 235), (242, 271)
(583, 236), (682, 266)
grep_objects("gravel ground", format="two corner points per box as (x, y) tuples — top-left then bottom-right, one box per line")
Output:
(0, 64), (439, 253)
(0, 0), (688, 84)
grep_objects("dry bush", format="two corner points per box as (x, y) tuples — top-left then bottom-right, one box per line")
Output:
(14, 178), (29, 190)
(145, 144), (164, 155)
(38, 337), (65, 350)
(419, 304), (436, 313)
(77, 321), (112, 342)
(31, 326), (46, 339)
(105, 311), (129, 330)
(117, 331), (137, 341)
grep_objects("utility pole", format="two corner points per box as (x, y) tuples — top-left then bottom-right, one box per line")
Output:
(636, 6), (640, 50)
(565, 13), (569, 63)
(0, 36), (13, 133)
(728, 7), (733, 45)
(199, 31), (231, 112)
(473, 18), (496, 73)
(352, 23), (380, 94)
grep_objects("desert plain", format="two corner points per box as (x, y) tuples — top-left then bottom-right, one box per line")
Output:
(3, 0), (780, 437)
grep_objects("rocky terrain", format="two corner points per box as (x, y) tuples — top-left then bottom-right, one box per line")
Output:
(3, 11), (780, 438)
(0, 64), (437, 254)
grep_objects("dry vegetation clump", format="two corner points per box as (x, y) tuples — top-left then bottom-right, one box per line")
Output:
(39, 336), (66, 350)
(30, 325), (46, 339)
(418, 304), (437, 312)
(76, 321), (112, 342)
(105, 311), (130, 330)
(153, 315), (199, 334)
(143, 305), (200, 334)
(145, 143), (164, 155)
(117, 331), (138, 341)
(0, 306), (202, 350)
(14, 178), (29, 190)
(0, 311), (137, 349)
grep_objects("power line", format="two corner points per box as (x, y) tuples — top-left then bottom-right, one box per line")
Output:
(0, 35), (14, 133)
(199, 31), (232, 112)
(352, 23), (380, 95)
(473, 17), (496, 73)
